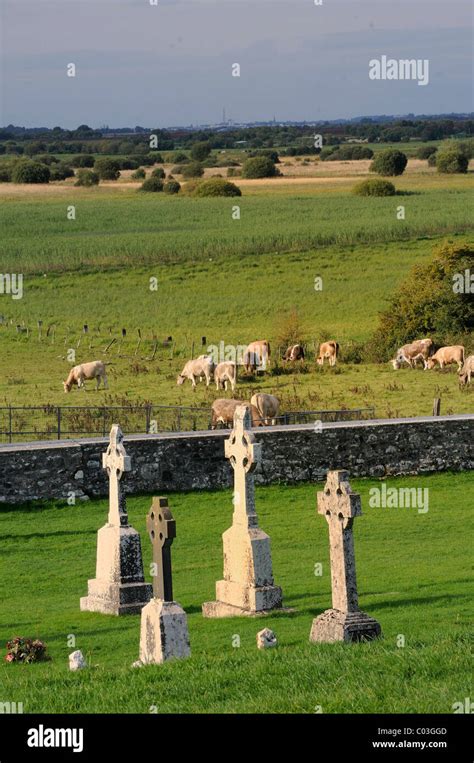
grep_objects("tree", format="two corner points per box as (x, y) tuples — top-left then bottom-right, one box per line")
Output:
(436, 147), (469, 174)
(139, 177), (164, 192)
(241, 156), (278, 178)
(163, 180), (181, 194)
(131, 168), (146, 180)
(416, 145), (437, 160)
(151, 167), (166, 179)
(190, 142), (212, 162)
(193, 178), (241, 197)
(370, 149), (407, 176)
(181, 162), (204, 179)
(12, 161), (50, 184)
(368, 241), (474, 360)
(352, 179), (396, 196)
(75, 169), (99, 186)
(50, 163), (75, 181)
(94, 158), (120, 180)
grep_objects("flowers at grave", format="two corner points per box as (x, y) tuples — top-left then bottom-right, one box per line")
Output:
(5, 636), (49, 664)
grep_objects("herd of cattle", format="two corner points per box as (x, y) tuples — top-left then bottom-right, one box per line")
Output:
(61, 336), (472, 427)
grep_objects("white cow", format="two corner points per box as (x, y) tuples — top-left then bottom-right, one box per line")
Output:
(63, 360), (109, 392)
(426, 345), (465, 371)
(177, 355), (215, 388)
(392, 338), (433, 370)
(214, 361), (236, 392)
(458, 355), (474, 386)
(250, 393), (280, 425)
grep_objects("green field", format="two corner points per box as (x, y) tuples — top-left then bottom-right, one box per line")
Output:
(0, 473), (472, 713)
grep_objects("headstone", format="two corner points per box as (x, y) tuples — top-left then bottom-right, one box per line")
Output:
(80, 425), (152, 615)
(309, 470), (382, 643)
(202, 405), (283, 617)
(256, 628), (277, 649)
(138, 497), (190, 665)
(69, 650), (87, 671)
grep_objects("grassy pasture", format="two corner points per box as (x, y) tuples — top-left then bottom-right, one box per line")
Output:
(0, 473), (472, 713)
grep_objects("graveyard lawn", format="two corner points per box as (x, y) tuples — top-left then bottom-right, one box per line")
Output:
(0, 472), (472, 714)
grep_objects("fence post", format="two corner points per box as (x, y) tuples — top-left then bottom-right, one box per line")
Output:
(57, 407), (61, 440)
(145, 404), (151, 434)
(9, 406), (12, 444)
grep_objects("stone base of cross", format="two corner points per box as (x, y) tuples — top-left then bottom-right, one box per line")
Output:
(309, 470), (382, 643)
(202, 404), (284, 618)
(80, 425), (152, 616)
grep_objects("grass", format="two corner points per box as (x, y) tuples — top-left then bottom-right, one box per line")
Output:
(0, 473), (472, 713)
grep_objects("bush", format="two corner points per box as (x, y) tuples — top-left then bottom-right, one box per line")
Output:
(370, 149), (408, 176)
(0, 166), (12, 182)
(75, 169), (99, 186)
(428, 153), (438, 167)
(11, 161), (50, 184)
(416, 145), (437, 160)
(190, 142), (212, 162)
(227, 167), (241, 177)
(151, 167), (166, 179)
(181, 162), (204, 179)
(149, 152), (164, 163)
(193, 178), (241, 197)
(241, 156), (278, 178)
(171, 165), (184, 175)
(368, 240), (474, 360)
(71, 155), (95, 168)
(163, 180), (181, 194)
(436, 148), (469, 174)
(37, 154), (59, 166)
(319, 147), (337, 161)
(141, 155), (158, 167)
(247, 149), (280, 164)
(326, 145), (374, 161)
(119, 158), (139, 170)
(352, 178), (396, 197)
(131, 168), (146, 180)
(171, 151), (189, 164)
(50, 163), (75, 181)
(139, 177), (164, 192)
(94, 158), (121, 180)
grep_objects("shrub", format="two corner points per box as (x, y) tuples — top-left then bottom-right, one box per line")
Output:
(131, 168), (146, 180)
(0, 166), (12, 182)
(71, 155), (95, 168)
(368, 240), (474, 360)
(241, 156), (278, 178)
(227, 167), (241, 177)
(181, 162), (204, 179)
(370, 149), (408, 176)
(149, 152), (164, 163)
(416, 145), (437, 160)
(37, 154), (59, 166)
(190, 142), (212, 162)
(163, 180), (181, 194)
(248, 149), (280, 164)
(275, 307), (306, 350)
(11, 161), (50, 184)
(50, 164), (75, 181)
(94, 158), (120, 180)
(119, 158), (139, 170)
(326, 145), (374, 161)
(140, 177), (164, 192)
(171, 165), (184, 175)
(151, 167), (166, 179)
(319, 147), (337, 161)
(74, 169), (99, 187)
(171, 151), (189, 164)
(427, 153), (438, 167)
(193, 178), (241, 197)
(352, 178), (396, 197)
(436, 148), (469, 174)
(141, 155), (158, 167)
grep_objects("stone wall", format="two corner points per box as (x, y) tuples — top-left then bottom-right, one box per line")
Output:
(0, 415), (472, 505)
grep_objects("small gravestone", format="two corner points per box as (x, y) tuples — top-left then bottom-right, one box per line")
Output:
(69, 650), (87, 671)
(256, 628), (277, 649)
(80, 425), (152, 615)
(309, 470), (382, 643)
(138, 497), (190, 665)
(202, 405), (283, 617)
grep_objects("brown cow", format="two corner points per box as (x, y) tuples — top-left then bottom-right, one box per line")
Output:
(283, 344), (305, 362)
(210, 399), (263, 429)
(250, 393), (280, 425)
(243, 340), (271, 373)
(426, 346), (465, 371)
(392, 338), (433, 370)
(317, 341), (339, 367)
(63, 360), (109, 392)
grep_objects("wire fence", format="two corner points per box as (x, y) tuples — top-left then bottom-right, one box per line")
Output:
(0, 405), (376, 444)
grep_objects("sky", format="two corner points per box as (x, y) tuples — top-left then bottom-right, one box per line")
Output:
(0, 0), (472, 128)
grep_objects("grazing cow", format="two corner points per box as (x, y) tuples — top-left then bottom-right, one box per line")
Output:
(243, 340), (271, 374)
(283, 344), (305, 362)
(214, 361), (237, 392)
(63, 360), (109, 392)
(391, 338), (433, 370)
(426, 345), (465, 371)
(458, 355), (474, 386)
(177, 355), (215, 388)
(317, 341), (339, 367)
(210, 399), (263, 429)
(250, 393), (280, 425)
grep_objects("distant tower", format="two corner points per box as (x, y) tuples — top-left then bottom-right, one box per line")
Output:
(223, 107), (226, 125)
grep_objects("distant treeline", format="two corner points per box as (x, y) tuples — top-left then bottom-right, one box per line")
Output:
(0, 117), (473, 157)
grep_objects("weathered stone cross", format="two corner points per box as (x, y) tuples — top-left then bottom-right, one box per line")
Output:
(224, 405), (262, 528)
(102, 424), (131, 526)
(317, 470), (361, 612)
(146, 497), (176, 601)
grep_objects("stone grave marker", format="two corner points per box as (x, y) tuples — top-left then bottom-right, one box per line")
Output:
(202, 404), (283, 617)
(309, 470), (382, 642)
(139, 497), (190, 664)
(80, 424), (152, 615)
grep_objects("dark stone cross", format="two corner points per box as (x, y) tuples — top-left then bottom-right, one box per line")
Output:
(146, 497), (176, 601)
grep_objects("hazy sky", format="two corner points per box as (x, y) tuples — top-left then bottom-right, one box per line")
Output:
(1, 0), (472, 127)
